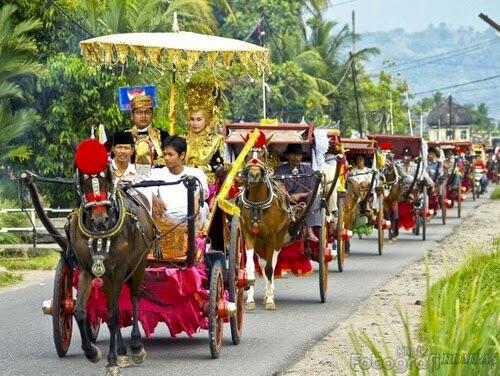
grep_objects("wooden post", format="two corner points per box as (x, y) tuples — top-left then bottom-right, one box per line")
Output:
(389, 92), (394, 135)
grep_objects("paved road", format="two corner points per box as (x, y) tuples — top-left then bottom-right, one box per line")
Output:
(0, 196), (486, 376)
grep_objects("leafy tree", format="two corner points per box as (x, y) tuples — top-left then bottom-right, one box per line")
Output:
(0, 4), (42, 164)
(359, 71), (408, 134)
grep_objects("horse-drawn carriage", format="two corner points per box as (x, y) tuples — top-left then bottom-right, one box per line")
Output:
(224, 123), (332, 305)
(426, 141), (450, 225)
(429, 141), (465, 218)
(338, 138), (387, 255)
(368, 135), (430, 241)
(20, 150), (247, 361)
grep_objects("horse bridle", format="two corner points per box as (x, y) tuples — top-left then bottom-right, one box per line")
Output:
(75, 167), (128, 277)
(76, 167), (117, 210)
(240, 156), (276, 230)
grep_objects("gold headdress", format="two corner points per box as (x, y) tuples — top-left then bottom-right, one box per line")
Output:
(131, 95), (153, 111)
(184, 82), (217, 116)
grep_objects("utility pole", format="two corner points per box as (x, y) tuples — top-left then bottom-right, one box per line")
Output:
(420, 114), (424, 138)
(479, 13), (500, 32)
(406, 91), (413, 136)
(448, 94), (452, 140)
(352, 11), (356, 54)
(350, 52), (363, 137)
(389, 92), (394, 135)
(260, 16), (267, 119)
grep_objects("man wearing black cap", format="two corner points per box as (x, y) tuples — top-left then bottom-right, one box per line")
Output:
(110, 131), (137, 182)
(426, 146), (443, 187)
(275, 143), (321, 242)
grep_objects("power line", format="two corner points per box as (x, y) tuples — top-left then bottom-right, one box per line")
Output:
(49, 0), (94, 38)
(329, 0), (360, 7)
(412, 74), (500, 96)
(367, 38), (500, 77)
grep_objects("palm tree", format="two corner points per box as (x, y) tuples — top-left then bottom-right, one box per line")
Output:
(74, 0), (217, 36)
(0, 4), (42, 163)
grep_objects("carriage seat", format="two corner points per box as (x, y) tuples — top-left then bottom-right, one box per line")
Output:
(150, 215), (203, 263)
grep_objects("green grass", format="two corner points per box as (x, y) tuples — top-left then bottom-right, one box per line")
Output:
(348, 240), (500, 375)
(421, 247), (500, 376)
(490, 186), (500, 200)
(0, 252), (59, 270)
(0, 198), (31, 244)
(0, 271), (23, 287)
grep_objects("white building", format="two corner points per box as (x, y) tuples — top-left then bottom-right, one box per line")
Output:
(427, 96), (472, 142)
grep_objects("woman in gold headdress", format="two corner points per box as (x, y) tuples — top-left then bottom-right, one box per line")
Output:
(184, 82), (226, 196)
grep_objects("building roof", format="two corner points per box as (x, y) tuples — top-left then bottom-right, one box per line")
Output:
(427, 96), (472, 127)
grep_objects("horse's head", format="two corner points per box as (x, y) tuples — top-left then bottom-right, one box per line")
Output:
(75, 138), (116, 232)
(243, 157), (267, 185)
(78, 166), (117, 231)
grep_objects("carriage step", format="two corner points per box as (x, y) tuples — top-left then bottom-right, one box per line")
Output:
(42, 299), (52, 315)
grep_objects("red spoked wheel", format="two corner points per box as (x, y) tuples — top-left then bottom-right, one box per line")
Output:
(377, 194), (384, 255)
(228, 216), (244, 345)
(441, 185), (447, 226)
(422, 188), (428, 241)
(336, 195), (346, 272)
(318, 207), (330, 303)
(208, 260), (224, 359)
(457, 181), (462, 218)
(52, 257), (74, 357)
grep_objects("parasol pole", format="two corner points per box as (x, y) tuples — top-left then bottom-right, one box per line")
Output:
(168, 68), (176, 135)
(167, 12), (181, 135)
(262, 72), (267, 119)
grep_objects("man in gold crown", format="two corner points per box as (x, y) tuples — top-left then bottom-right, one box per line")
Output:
(129, 94), (169, 178)
(184, 82), (226, 198)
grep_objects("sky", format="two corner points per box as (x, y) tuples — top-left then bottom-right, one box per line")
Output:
(325, 0), (500, 32)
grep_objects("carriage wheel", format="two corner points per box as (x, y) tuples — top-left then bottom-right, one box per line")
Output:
(318, 208), (329, 303)
(85, 318), (101, 343)
(336, 196), (346, 272)
(228, 216), (244, 345)
(457, 181), (462, 218)
(441, 194), (447, 225)
(422, 188), (428, 241)
(208, 260), (224, 359)
(52, 257), (73, 357)
(377, 194), (384, 255)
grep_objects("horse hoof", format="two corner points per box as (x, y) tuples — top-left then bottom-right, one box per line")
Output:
(245, 301), (256, 311)
(105, 365), (121, 376)
(264, 301), (276, 310)
(117, 355), (129, 368)
(131, 346), (147, 364)
(86, 344), (102, 363)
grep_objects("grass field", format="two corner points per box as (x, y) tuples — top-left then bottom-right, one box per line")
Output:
(349, 239), (500, 375)
(0, 252), (59, 271)
(0, 271), (23, 288)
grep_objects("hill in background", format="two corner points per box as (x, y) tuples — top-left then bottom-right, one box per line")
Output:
(359, 24), (500, 120)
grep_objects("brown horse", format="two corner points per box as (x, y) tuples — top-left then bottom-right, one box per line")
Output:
(238, 156), (290, 310)
(381, 160), (403, 240)
(69, 166), (155, 376)
(341, 177), (373, 251)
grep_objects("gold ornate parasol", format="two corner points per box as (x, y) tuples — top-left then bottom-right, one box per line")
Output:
(79, 24), (270, 134)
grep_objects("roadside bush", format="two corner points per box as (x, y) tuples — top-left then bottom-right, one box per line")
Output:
(0, 197), (31, 244)
(490, 186), (500, 200)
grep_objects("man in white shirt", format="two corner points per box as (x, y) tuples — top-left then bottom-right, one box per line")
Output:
(147, 136), (209, 227)
(110, 131), (137, 183)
